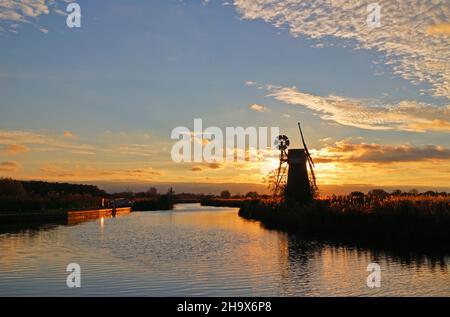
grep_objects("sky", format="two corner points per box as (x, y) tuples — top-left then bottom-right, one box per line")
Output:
(0, 0), (449, 195)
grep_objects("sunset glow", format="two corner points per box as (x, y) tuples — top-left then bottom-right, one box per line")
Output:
(0, 0), (448, 195)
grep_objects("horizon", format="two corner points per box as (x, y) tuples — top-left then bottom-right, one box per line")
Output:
(4, 177), (450, 197)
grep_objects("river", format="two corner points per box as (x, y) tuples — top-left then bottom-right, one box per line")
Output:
(0, 204), (449, 296)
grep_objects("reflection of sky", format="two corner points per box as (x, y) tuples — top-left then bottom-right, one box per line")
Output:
(0, 206), (449, 296)
(0, 1), (449, 191)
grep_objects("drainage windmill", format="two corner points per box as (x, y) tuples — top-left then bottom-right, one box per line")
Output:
(271, 123), (318, 203)
(271, 134), (290, 199)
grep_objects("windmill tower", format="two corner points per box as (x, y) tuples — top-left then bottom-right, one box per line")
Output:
(272, 123), (317, 203)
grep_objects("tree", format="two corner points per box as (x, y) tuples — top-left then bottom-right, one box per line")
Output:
(245, 191), (259, 199)
(350, 191), (365, 198)
(166, 187), (175, 198)
(391, 189), (403, 196)
(0, 178), (27, 197)
(220, 190), (231, 199)
(147, 187), (158, 197)
(368, 189), (388, 198)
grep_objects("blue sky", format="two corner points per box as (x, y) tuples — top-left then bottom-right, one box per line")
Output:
(0, 0), (449, 192)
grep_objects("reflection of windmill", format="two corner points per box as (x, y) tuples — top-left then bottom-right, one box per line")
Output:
(271, 123), (318, 203)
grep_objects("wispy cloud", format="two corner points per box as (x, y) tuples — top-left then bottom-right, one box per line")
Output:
(249, 103), (268, 112)
(0, 129), (96, 154)
(0, 129), (172, 159)
(190, 162), (222, 172)
(118, 144), (161, 157)
(258, 84), (450, 132)
(314, 141), (450, 164)
(233, 0), (450, 99)
(1, 144), (29, 155)
(38, 163), (162, 180)
(0, 161), (19, 172)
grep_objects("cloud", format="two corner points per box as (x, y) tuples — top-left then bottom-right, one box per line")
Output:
(2, 144), (29, 155)
(38, 164), (162, 180)
(233, 0), (450, 99)
(118, 144), (160, 157)
(0, 129), (170, 159)
(249, 103), (268, 112)
(190, 162), (222, 172)
(0, 0), (66, 33)
(314, 141), (450, 164)
(208, 162), (221, 169)
(0, 129), (96, 154)
(0, 161), (19, 172)
(39, 164), (76, 178)
(259, 84), (450, 132)
(427, 23), (450, 36)
(63, 131), (75, 138)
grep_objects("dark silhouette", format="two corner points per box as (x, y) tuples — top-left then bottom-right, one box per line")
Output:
(271, 123), (317, 204)
(239, 190), (450, 252)
(220, 190), (231, 199)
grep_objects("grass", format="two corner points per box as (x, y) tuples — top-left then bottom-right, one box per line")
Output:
(239, 194), (450, 251)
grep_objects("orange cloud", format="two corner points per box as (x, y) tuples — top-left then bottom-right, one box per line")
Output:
(314, 142), (450, 164)
(63, 131), (76, 138)
(0, 161), (19, 172)
(249, 104), (268, 112)
(208, 162), (221, 169)
(0, 130), (94, 154)
(37, 164), (162, 181)
(190, 163), (222, 172)
(426, 23), (450, 36)
(2, 144), (28, 155)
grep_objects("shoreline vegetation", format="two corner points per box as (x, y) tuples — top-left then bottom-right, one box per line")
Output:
(239, 192), (450, 252)
(0, 178), (174, 223)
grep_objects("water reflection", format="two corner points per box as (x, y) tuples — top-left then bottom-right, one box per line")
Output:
(0, 204), (449, 296)
(281, 236), (450, 296)
(0, 222), (63, 237)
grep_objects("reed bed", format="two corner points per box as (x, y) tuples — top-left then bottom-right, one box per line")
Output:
(239, 194), (450, 250)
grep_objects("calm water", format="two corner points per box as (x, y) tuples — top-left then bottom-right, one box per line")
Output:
(0, 204), (449, 296)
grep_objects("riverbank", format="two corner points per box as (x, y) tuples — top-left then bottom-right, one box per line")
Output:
(132, 198), (173, 211)
(0, 197), (173, 224)
(0, 207), (132, 224)
(239, 197), (450, 252)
